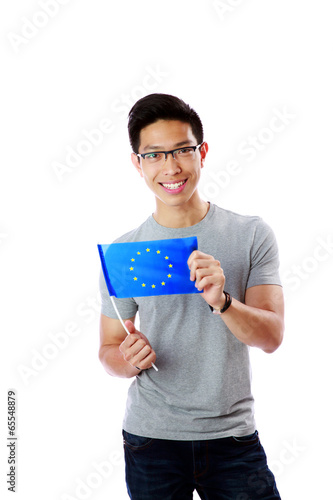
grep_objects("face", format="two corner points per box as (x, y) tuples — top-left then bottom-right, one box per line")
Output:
(131, 120), (208, 209)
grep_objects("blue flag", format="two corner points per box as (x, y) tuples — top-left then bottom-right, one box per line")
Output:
(98, 236), (200, 298)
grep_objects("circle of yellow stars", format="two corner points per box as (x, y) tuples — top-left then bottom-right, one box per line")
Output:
(129, 247), (174, 290)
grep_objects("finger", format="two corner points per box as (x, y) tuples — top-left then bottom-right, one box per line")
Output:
(119, 334), (141, 357)
(131, 343), (152, 364)
(195, 267), (225, 291)
(121, 338), (147, 363)
(187, 251), (209, 270)
(187, 250), (210, 264)
(196, 274), (225, 292)
(194, 263), (223, 282)
(126, 337), (147, 356)
(189, 259), (221, 282)
(134, 348), (157, 371)
(124, 319), (136, 334)
(188, 257), (208, 281)
(122, 333), (141, 348)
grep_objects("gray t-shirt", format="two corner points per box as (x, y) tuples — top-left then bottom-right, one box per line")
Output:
(99, 203), (282, 440)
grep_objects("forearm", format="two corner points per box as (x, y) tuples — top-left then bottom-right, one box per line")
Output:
(218, 298), (284, 353)
(99, 345), (139, 379)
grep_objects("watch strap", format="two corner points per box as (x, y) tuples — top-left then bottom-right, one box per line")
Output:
(208, 291), (232, 314)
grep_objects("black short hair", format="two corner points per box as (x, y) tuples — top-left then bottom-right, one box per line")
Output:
(128, 93), (204, 153)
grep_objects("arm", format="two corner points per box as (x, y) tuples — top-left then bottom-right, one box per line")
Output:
(187, 251), (284, 353)
(99, 314), (157, 378)
(218, 285), (284, 353)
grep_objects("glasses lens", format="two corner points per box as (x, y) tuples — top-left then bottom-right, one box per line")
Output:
(143, 152), (164, 164)
(174, 147), (196, 161)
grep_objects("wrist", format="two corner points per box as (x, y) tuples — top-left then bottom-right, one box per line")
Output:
(209, 291), (227, 311)
(209, 291), (232, 314)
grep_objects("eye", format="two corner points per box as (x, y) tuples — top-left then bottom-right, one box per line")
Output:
(145, 152), (162, 161)
(177, 148), (193, 155)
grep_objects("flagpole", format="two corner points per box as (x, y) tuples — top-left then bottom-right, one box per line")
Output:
(110, 296), (158, 372)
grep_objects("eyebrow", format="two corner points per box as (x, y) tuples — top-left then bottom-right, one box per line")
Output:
(142, 141), (195, 152)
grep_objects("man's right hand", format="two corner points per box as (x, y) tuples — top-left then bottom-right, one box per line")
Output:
(119, 320), (157, 371)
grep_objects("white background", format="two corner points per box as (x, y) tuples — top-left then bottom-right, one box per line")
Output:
(1, 1), (332, 499)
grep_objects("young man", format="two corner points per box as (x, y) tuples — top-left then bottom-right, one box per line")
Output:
(99, 93), (284, 499)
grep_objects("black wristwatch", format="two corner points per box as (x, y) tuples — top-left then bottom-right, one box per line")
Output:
(208, 291), (232, 314)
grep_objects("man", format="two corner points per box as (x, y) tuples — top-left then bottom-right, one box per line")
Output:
(99, 93), (284, 499)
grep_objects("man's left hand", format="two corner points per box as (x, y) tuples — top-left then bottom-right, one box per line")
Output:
(187, 250), (226, 310)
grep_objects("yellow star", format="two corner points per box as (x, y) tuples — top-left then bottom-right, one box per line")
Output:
(161, 282), (165, 286)
(131, 258), (135, 262)
(133, 277), (138, 281)
(137, 251), (141, 255)
(156, 250), (161, 254)
(146, 248), (150, 252)
(165, 256), (169, 260)
(168, 264), (173, 268)
(167, 274), (172, 278)
(129, 267), (134, 271)
(151, 284), (156, 288)
(142, 283), (146, 287)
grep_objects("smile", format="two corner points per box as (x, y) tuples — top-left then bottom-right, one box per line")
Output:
(160, 180), (188, 191)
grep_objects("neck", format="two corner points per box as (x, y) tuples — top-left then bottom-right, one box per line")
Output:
(153, 194), (210, 228)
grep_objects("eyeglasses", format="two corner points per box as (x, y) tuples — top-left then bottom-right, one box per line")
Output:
(136, 143), (203, 165)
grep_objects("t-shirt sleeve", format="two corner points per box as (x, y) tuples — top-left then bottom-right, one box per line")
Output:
(246, 218), (282, 289)
(99, 269), (139, 319)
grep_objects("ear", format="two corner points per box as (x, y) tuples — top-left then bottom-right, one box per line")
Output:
(200, 142), (208, 168)
(131, 153), (143, 177)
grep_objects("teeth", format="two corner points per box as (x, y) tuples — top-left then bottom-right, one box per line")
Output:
(162, 180), (186, 190)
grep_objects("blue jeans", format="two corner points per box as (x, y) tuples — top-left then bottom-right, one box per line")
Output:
(123, 430), (281, 500)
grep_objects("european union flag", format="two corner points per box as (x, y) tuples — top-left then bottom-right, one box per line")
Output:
(98, 236), (201, 298)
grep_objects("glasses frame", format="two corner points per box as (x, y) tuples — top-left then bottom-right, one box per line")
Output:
(136, 143), (204, 162)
